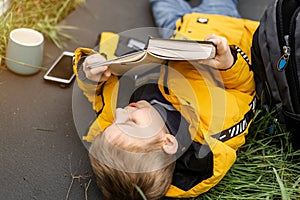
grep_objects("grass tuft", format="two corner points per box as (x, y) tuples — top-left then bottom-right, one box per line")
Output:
(199, 109), (300, 200)
(0, 0), (85, 67)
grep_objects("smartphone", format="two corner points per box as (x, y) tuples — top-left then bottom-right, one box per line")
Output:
(44, 51), (75, 84)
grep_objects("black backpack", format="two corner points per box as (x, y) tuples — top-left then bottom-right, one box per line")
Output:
(251, 0), (300, 150)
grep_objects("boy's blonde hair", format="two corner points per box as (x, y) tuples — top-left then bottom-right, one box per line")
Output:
(89, 132), (176, 200)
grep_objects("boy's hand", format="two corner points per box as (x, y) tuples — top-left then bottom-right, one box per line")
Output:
(83, 54), (111, 82)
(199, 34), (234, 70)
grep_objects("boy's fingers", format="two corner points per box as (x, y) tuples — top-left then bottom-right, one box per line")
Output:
(103, 69), (111, 77)
(198, 59), (216, 68)
(204, 33), (217, 41)
(84, 54), (106, 68)
(90, 65), (108, 75)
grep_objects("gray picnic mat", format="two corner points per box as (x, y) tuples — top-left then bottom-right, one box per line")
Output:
(0, 0), (273, 199)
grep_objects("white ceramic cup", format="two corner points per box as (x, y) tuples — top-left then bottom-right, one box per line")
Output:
(6, 28), (44, 75)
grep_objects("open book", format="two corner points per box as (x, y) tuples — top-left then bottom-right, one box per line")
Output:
(88, 37), (216, 75)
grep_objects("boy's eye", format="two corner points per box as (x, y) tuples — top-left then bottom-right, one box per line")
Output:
(131, 118), (137, 123)
(129, 116), (140, 125)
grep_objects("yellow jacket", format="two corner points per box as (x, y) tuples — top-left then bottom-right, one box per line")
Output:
(73, 13), (259, 198)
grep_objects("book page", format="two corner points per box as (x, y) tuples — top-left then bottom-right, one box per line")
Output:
(147, 38), (216, 60)
(109, 53), (164, 75)
(88, 50), (146, 68)
(147, 47), (214, 60)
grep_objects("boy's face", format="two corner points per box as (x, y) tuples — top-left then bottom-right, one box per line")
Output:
(103, 100), (167, 147)
(92, 100), (178, 173)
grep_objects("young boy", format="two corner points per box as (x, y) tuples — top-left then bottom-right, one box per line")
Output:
(73, 0), (259, 199)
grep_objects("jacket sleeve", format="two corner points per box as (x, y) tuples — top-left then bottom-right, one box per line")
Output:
(73, 47), (119, 142)
(171, 12), (258, 96)
(73, 47), (107, 112)
(73, 31), (120, 110)
(219, 53), (256, 96)
(73, 47), (120, 117)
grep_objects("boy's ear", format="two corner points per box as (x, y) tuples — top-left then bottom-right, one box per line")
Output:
(162, 134), (178, 155)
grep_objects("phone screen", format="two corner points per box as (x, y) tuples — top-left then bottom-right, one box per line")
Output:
(44, 52), (75, 85)
(47, 54), (74, 80)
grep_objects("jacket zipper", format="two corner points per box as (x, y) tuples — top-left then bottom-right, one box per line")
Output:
(276, 0), (300, 113)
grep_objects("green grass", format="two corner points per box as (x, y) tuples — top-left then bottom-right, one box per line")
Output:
(0, 0), (84, 68)
(197, 109), (300, 200)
